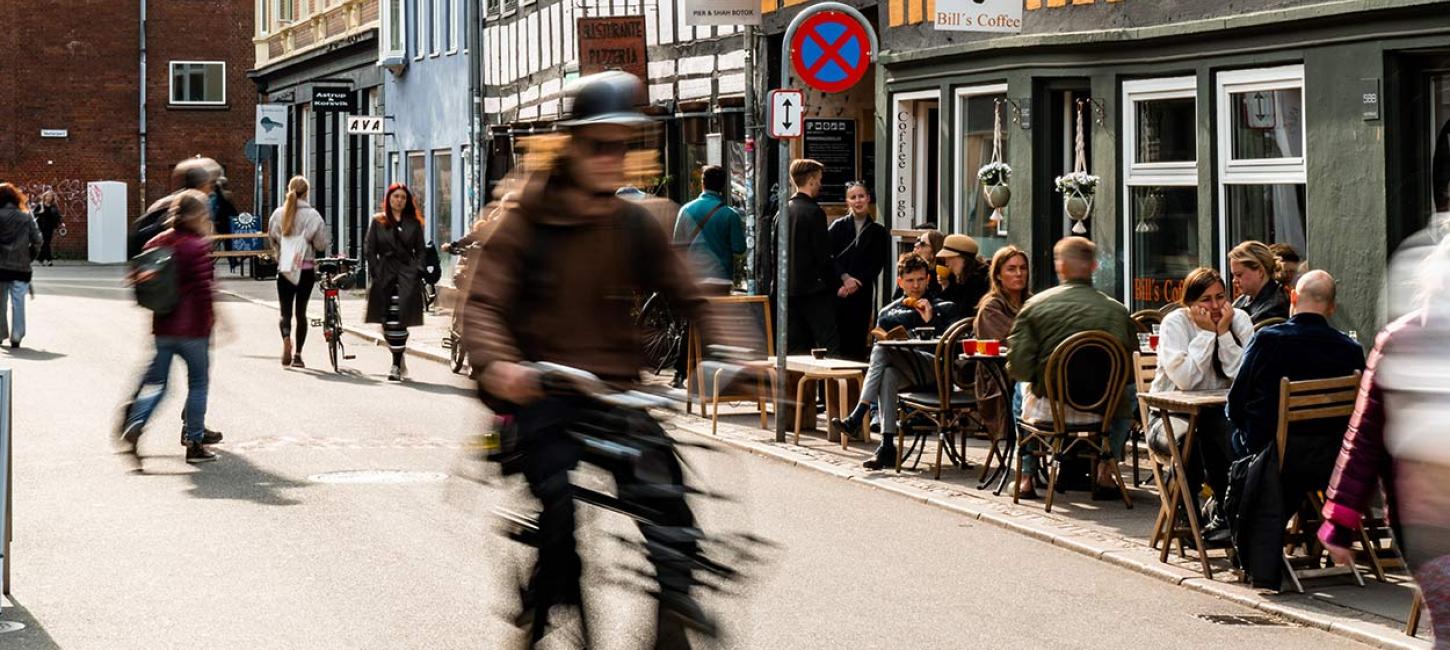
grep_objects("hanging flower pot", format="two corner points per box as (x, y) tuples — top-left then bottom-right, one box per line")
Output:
(1055, 171), (1099, 235)
(978, 161), (1012, 232)
(984, 183), (1011, 209)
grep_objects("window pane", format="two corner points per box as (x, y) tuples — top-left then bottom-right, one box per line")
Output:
(1226, 184), (1307, 258)
(388, 0), (402, 51)
(1135, 97), (1195, 163)
(1230, 88), (1303, 160)
(1130, 186), (1199, 310)
(171, 66), (186, 102)
(409, 155), (427, 221)
(960, 94), (1008, 250)
(433, 151), (452, 245)
(203, 65), (223, 102)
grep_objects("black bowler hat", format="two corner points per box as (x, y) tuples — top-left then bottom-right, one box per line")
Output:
(560, 71), (652, 128)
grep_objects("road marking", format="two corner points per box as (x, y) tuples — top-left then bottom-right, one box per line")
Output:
(308, 470), (449, 484)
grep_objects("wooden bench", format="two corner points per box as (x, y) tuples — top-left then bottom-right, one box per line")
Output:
(210, 233), (273, 278)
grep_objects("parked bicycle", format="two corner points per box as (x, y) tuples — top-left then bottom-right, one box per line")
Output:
(310, 257), (359, 373)
(635, 292), (687, 376)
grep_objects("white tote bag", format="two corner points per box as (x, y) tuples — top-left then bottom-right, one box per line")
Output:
(277, 233), (306, 285)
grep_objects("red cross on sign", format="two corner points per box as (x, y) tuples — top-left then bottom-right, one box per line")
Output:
(790, 11), (873, 94)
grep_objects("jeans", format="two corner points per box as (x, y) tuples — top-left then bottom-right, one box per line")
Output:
(1016, 383), (1136, 476)
(858, 344), (936, 436)
(0, 281), (27, 343)
(127, 337), (211, 443)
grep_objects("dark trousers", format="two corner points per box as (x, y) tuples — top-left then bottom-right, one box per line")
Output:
(835, 290), (874, 361)
(787, 291), (840, 355)
(277, 269), (317, 352)
(518, 397), (699, 613)
(38, 232), (55, 264)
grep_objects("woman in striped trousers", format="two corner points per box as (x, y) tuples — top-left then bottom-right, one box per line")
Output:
(364, 184), (427, 382)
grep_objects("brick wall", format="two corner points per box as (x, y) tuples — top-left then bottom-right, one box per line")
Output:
(0, 0), (256, 260)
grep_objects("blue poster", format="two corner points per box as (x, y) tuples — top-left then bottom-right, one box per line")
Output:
(230, 212), (262, 252)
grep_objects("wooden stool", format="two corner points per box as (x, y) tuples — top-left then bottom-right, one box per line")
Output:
(792, 369), (866, 447)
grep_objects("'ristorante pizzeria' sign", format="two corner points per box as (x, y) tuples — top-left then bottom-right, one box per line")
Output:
(578, 16), (648, 81)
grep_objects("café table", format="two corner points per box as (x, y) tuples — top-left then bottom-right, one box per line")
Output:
(952, 349), (1014, 491)
(765, 355), (870, 444)
(1137, 388), (1229, 579)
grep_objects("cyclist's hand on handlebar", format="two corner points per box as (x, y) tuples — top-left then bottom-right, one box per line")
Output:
(483, 361), (544, 405)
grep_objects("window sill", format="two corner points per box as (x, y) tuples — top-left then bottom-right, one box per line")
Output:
(167, 103), (229, 111)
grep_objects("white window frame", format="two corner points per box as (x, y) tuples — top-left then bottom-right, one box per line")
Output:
(445, 0), (459, 54)
(257, 0), (270, 36)
(1122, 76), (1198, 303)
(379, 0), (406, 62)
(168, 61), (227, 106)
(415, 0), (427, 60)
(430, 0), (442, 55)
(952, 83), (1009, 237)
(1215, 64), (1307, 269)
(278, 0), (295, 23)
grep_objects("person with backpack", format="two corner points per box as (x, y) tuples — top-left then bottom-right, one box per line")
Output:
(0, 183), (42, 349)
(668, 165), (744, 386)
(462, 71), (719, 645)
(118, 190), (224, 464)
(268, 176), (330, 368)
(130, 157), (222, 260)
(365, 183), (426, 382)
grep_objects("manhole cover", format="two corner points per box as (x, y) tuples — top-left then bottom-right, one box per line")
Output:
(0, 621), (26, 634)
(1196, 614), (1289, 627)
(307, 470), (448, 484)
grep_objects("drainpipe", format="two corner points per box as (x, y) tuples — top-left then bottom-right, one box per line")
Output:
(468, 0), (484, 214)
(139, 0), (148, 208)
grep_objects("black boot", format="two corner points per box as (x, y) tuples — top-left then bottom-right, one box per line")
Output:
(861, 435), (897, 470)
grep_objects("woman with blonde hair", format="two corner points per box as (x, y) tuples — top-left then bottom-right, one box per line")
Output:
(1228, 240), (1290, 324)
(974, 245), (1032, 494)
(268, 176), (331, 368)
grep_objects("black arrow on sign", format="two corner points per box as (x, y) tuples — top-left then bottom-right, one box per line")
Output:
(781, 97), (796, 130)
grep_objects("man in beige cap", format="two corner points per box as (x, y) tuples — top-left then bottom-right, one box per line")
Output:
(936, 233), (991, 320)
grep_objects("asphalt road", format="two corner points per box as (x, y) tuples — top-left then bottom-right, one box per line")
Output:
(0, 265), (1363, 649)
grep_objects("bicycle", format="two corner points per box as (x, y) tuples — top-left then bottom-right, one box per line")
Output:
(440, 238), (479, 375)
(310, 257), (359, 373)
(488, 362), (764, 649)
(635, 292), (687, 376)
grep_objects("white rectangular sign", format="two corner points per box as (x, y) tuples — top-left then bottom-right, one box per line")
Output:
(684, 0), (760, 26)
(346, 115), (385, 135)
(768, 90), (805, 140)
(255, 104), (288, 146)
(40, 129), (68, 138)
(934, 0), (1023, 33)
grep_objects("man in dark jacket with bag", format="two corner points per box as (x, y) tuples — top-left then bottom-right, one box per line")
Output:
(462, 71), (718, 646)
(785, 159), (840, 355)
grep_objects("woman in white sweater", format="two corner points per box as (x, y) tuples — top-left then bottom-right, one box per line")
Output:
(1148, 267), (1254, 538)
(268, 176), (331, 368)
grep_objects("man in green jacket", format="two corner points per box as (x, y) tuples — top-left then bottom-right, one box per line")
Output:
(1006, 236), (1138, 496)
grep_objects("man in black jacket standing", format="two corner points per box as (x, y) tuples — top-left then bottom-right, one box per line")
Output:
(786, 159), (839, 354)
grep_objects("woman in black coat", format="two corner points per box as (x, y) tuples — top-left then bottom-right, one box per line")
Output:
(33, 191), (62, 266)
(365, 183), (427, 382)
(829, 182), (891, 360)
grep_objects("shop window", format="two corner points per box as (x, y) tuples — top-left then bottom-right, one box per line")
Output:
(1217, 66), (1306, 276)
(954, 85), (1008, 249)
(408, 152), (427, 220)
(1124, 77), (1197, 310)
(169, 62), (226, 106)
(433, 150), (453, 245)
(890, 91), (941, 232)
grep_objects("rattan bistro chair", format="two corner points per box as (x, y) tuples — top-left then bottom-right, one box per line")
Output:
(1275, 372), (1366, 593)
(1130, 309), (1164, 334)
(1254, 316), (1288, 332)
(897, 318), (985, 479)
(1015, 331), (1134, 513)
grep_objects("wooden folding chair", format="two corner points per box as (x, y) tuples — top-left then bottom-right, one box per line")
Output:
(1130, 352), (1157, 487)
(700, 296), (779, 435)
(1407, 586), (1424, 637)
(1275, 372), (1366, 593)
(897, 319), (986, 479)
(1015, 331), (1133, 513)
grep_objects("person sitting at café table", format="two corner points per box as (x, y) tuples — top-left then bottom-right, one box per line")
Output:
(1229, 240), (1291, 324)
(894, 229), (946, 300)
(937, 233), (992, 321)
(1006, 236), (1139, 497)
(1224, 270), (1365, 586)
(831, 254), (957, 471)
(972, 245), (1033, 495)
(1147, 267), (1255, 542)
(1269, 243), (1303, 289)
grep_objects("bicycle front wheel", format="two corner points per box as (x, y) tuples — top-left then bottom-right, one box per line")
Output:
(636, 293), (685, 375)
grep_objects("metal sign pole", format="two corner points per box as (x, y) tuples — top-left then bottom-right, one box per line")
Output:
(774, 3), (877, 442)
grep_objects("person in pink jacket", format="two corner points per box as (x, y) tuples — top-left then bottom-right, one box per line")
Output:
(1320, 235), (1450, 646)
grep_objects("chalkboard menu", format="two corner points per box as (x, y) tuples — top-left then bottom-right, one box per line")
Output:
(803, 119), (857, 204)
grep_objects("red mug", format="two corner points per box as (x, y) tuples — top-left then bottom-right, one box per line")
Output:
(981, 340), (1002, 356)
(962, 339), (978, 356)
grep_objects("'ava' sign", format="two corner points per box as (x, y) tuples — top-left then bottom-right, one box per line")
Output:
(935, 0), (1023, 33)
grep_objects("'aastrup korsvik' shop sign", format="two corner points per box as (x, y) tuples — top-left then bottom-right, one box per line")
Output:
(577, 16), (648, 81)
(935, 0), (1023, 33)
(311, 87), (355, 113)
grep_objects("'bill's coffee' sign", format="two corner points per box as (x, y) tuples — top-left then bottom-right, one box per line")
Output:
(578, 16), (648, 81)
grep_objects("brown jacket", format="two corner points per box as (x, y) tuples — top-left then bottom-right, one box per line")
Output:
(973, 293), (1021, 437)
(464, 173), (710, 385)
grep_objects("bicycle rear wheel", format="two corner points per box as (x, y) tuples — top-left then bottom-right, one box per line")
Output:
(326, 298), (341, 373)
(636, 293), (685, 375)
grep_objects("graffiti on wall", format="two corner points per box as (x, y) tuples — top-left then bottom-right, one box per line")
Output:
(16, 179), (86, 237)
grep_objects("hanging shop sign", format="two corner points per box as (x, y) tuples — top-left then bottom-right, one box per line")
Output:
(790, 10), (874, 94)
(578, 16), (648, 81)
(684, 0), (760, 26)
(935, 0), (1024, 33)
(312, 87), (355, 113)
(803, 119), (857, 204)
